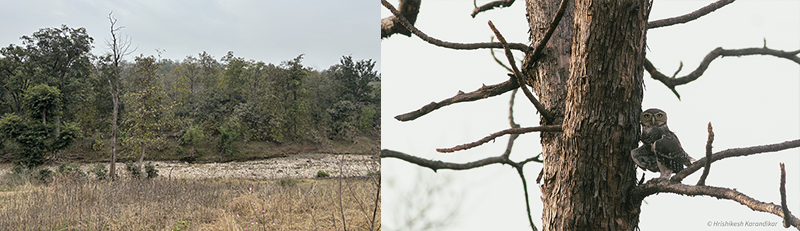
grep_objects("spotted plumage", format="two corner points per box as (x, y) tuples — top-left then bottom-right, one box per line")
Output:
(631, 108), (695, 179)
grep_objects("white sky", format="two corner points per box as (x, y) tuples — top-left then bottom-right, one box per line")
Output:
(382, 1), (800, 230)
(0, 0), (379, 71)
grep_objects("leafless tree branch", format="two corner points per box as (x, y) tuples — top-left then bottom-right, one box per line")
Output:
(501, 88), (521, 159)
(471, 0), (515, 18)
(780, 163), (793, 228)
(394, 78), (519, 122)
(436, 125), (562, 153)
(513, 164), (538, 231)
(381, 0), (421, 38)
(488, 21), (553, 123)
(381, 149), (508, 172)
(644, 47), (800, 99)
(632, 180), (800, 229)
(696, 122), (714, 186)
(381, 0), (530, 52)
(672, 139), (800, 183)
(647, 0), (736, 29)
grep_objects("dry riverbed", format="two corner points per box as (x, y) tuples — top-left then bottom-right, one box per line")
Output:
(0, 153), (380, 180)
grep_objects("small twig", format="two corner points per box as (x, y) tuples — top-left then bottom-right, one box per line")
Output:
(672, 139), (800, 182)
(647, 0), (736, 29)
(488, 21), (554, 123)
(513, 166), (538, 231)
(501, 88), (521, 159)
(436, 125), (562, 153)
(536, 169), (544, 184)
(780, 163), (793, 228)
(394, 79), (519, 121)
(491, 37), (514, 73)
(645, 47), (800, 99)
(381, 0), (530, 52)
(471, 0), (515, 18)
(697, 122), (714, 186)
(671, 61), (683, 78)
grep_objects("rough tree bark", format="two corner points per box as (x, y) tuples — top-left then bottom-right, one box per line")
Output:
(382, 0), (800, 230)
(525, 0), (649, 230)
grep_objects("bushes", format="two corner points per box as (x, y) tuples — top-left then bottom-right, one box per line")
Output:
(125, 161), (158, 179)
(316, 170), (330, 178)
(90, 163), (108, 180)
(125, 161), (142, 178)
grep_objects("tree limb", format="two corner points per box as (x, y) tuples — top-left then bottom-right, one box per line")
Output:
(381, 0), (530, 52)
(437, 125), (562, 153)
(632, 180), (800, 229)
(471, 0), (515, 18)
(672, 139), (800, 182)
(780, 163), (793, 228)
(647, 0), (736, 29)
(381, 0), (421, 38)
(488, 21), (554, 123)
(645, 47), (800, 99)
(513, 163), (538, 231)
(501, 88), (521, 159)
(394, 78), (519, 122)
(381, 149), (507, 172)
(696, 122), (714, 186)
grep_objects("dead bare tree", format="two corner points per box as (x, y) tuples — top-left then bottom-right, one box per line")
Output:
(104, 11), (135, 181)
(381, 0), (800, 230)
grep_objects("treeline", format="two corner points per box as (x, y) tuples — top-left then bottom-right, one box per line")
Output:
(0, 25), (380, 168)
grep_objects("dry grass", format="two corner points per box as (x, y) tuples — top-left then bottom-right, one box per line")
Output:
(0, 175), (380, 230)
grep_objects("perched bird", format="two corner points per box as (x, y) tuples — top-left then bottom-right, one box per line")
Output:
(631, 108), (695, 179)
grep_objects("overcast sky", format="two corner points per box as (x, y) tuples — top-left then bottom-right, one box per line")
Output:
(0, 0), (379, 71)
(383, 1), (799, 230)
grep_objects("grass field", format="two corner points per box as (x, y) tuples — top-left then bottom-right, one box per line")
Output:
(0, 174), (380, 230)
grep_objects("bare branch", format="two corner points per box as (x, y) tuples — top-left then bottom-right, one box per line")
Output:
(381, 149), (507, 172)
(436, 125), (562, 153)
(672, 139), (800, 182)
(471, 0), (514, 18)
(501, 88), (521, 159)
(488, 21), (554, 123)
(490, 37), (514, 73)
(381, 0), (421, 38)
(381, 0), (530, 52)
(696, 122), (714, 186)
(647, 0), (736, 29)
(394, 78), (519, 121)
(632, 181), (800, 229)
(781, 163), (793, 228)
(513, 165), (538, 231)
(645, 47), (800, 99)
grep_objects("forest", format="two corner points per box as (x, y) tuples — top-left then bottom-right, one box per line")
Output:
(0, 25), (381, 168)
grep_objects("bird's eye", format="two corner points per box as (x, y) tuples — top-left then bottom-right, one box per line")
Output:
(643, 114), (650, 118)
(656, 114), (662, 118)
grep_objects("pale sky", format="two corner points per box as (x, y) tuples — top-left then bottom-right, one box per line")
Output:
(0, 0), (379, 71)
(383, 1), (800, 230)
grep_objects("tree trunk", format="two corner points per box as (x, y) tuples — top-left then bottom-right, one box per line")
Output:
(525, 0), (650, 230)
(138, 142), (146, 171)
(110, 90), (118, 180)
